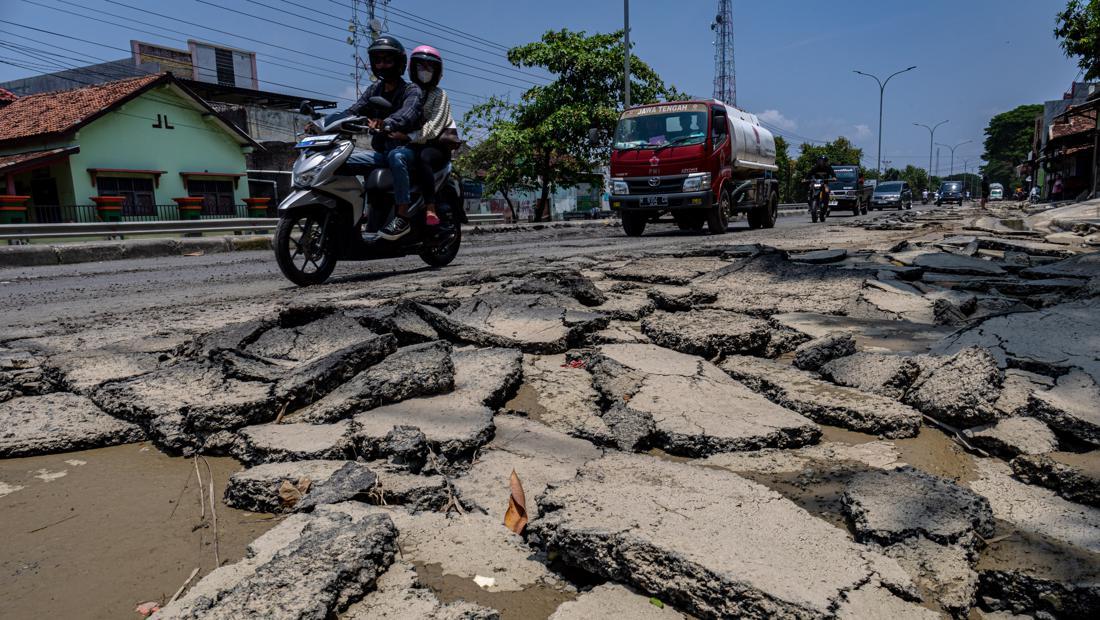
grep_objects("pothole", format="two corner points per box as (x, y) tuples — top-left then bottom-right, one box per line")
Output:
(413, 561), (578, 619)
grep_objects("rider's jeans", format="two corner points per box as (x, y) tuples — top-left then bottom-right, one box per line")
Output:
(344, 146), (415, 206)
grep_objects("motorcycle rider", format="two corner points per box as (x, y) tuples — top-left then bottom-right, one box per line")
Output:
(805, 154), (832, 204)
(333, 36), (424, 240)
(406, 45), (459, 227)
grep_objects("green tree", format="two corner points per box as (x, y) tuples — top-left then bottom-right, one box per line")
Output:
(792, 137), (866, 189)
(900, 165), (929, 192)
(464, 29), (683, 221)
(981, 104), (1042, 188)
(1055, 0), (1100, 81)
(453, 120), (535, 222)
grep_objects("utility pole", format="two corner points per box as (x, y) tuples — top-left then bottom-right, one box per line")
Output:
(854, 66), (916, 176)
(623, 0), (631, 108)
(935, 147), (941, 179)
(914, 120), (948, 191)
(349, 0), (388, 97)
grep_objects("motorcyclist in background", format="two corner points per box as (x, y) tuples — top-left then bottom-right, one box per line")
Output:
(805, 154), (832, 202)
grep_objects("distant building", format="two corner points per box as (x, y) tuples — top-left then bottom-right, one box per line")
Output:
(1028, 82), (1099, 200)
(0, 73), (260, 222)
(0, 39), (334, 144)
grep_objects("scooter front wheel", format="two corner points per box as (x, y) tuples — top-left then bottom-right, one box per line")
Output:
(274, 209), (338, 286)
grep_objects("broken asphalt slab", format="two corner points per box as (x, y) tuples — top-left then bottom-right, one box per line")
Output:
(903, 346), (1004, 428)
(353, 347), (522, 461)
(842, 466), (995, 548)
(342, 560), (499, 619)
(1027, 369), (1100, 446)
(962, 417), (1060, 459)
(529, 452), (921, 619)
(1010, 452), (1100, 508)
(588, 344), (820, 455)
(415, 295), (609, 354)
(694, 253), (869, 316)
(153, 506), (397, 619)
(0, 392), (145, 457)
(719, 355), (922, 438)
(640, 309), (772, 358)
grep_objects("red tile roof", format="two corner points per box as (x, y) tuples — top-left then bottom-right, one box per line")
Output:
(0, 88), (17, 104)
(0, 74), (163, 145)
(1050, 111), (1095, 140)
(0, 146), (80, 174)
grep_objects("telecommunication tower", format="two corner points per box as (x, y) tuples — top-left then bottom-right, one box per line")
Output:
(349, 0), (389, 97)
(711, 0), (736, 106)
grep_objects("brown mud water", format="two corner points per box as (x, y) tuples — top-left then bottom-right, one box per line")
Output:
(0, 442), (274, 619)
(413, 561), (578, 620)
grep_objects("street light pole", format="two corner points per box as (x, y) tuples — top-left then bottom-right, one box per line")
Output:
(854, 65), (916, 175)
(914, 120), (948, 190)
(623, 0), (631, 108)
(936, 139), (972, 180)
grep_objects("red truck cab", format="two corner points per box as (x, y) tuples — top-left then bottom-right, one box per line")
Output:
(609, 100), (779, 237)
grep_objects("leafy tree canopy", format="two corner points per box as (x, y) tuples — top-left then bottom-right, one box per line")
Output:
(793, 137), (866, 183)
(1055, 0), (1100, 81)
(462, 29), (684, 220)
(981, 104), (1042, 188)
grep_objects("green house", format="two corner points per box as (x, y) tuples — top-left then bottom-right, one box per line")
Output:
(0, 73), (260, 222)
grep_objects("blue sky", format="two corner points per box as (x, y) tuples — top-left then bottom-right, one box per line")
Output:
(0, 0), (1081, 174)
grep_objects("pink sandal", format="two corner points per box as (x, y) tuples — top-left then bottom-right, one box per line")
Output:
(426, 212), (441, 226)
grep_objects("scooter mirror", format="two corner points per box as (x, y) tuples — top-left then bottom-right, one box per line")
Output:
(368, 96), (392, 110)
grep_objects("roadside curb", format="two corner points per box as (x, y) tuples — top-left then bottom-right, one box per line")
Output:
(0, 235), (274, 269)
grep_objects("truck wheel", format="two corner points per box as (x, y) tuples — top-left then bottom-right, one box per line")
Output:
(622, 212), (646, 237)
(748, 191), (778, 229)
(707, 191), (730, 234)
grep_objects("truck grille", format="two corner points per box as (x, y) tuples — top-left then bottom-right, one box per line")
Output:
(624, 175), (687, 194)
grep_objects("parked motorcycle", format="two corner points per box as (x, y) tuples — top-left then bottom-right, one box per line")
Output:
(274, 99), (465, 286)
(808, 178), (831, 223)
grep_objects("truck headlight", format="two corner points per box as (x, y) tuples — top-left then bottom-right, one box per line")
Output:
(682, 172), (711, 192)
(611, 179), (629, 195)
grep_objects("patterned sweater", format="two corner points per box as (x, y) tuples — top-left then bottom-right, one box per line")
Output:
(411, 88), (454, 144)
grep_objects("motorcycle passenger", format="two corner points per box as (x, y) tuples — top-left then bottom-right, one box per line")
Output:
(340, 36), (424, 241)
(407, 45), (459, 227)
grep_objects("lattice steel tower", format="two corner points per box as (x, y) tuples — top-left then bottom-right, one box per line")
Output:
(711, 0), (736, 106)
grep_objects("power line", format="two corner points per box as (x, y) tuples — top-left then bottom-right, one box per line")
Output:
(194, 0), (539, 90)
(358, 0), (512, 52)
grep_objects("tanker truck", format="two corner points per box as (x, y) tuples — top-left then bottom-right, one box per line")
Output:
(608, 100), (779, 236)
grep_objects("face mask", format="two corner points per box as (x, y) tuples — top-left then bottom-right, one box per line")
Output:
(417, 68), (435, 83)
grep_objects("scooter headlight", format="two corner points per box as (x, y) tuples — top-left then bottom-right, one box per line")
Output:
(682, 172), (711, 192)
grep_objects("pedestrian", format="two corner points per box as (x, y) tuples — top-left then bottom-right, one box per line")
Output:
(980, 174), (990, 209)
(1053, 173), (1064, 201)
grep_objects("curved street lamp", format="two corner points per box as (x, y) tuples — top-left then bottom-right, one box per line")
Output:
(914, 120), (948, 188)
(854, 65), (917, 175)
(936, 139), (973, 179)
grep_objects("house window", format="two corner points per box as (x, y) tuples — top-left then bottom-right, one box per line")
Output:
(97, 176), (156, 216)
(187, 179), (235, 215)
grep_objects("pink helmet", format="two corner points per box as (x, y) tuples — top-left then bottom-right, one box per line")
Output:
(409, 45), (443, 88)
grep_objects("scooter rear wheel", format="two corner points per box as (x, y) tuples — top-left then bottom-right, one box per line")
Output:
(275, 209), (338, 286)
(420, 222), (462, 267)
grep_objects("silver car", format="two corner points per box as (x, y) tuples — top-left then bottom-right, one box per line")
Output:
(871, 181), (913, 210)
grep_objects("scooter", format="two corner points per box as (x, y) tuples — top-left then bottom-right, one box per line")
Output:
(273, 98), (465, 286)
(808, 178), (830, 223)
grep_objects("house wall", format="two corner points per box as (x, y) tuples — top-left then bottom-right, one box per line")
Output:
(65, 84), (252, 205)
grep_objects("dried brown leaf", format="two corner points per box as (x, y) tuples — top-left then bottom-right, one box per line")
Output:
(504, 469), (528, 534)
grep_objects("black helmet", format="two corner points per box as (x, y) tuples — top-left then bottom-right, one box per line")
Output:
(368, 36), (407, 81)
(817, 154), (829, 164)
(409, 45), (443, 88)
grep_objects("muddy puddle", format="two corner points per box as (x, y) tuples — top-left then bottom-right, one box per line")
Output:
(413, 561), (577, 619)
(978, 520), (1100, 583)
(0, 442), (274, 619)
(504, 382), (550, 424)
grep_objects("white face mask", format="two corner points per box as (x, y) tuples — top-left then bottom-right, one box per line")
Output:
(417, 68), (435, 84)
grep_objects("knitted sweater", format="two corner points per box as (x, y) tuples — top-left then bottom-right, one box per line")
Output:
(411, 88), (454, 144)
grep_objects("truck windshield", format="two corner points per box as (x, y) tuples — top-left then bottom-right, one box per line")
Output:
(833, 168), (858, 182)
(941, 182), (961, 192)
(614, 105), (708, 150)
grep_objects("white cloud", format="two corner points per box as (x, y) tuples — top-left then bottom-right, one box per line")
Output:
(758, 109), (797, 132)
(854, 124), (872, 139)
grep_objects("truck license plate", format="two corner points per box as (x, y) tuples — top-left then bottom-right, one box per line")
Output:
(640, 196), (667, 207)
(828, 199), (838, 206)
